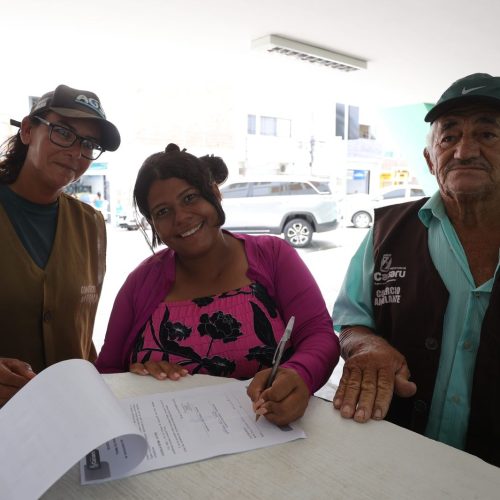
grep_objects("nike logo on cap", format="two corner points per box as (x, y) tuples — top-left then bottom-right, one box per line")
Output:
(462, 86), (486, 95)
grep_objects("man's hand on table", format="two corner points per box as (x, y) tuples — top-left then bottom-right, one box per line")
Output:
(0, 358), (36, 405)
(333, 326), (417, 423)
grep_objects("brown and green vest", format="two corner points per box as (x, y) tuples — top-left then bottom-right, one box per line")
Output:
(373, 198), (500, 466)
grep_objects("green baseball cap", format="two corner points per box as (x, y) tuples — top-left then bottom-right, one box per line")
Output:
(425, 73), (500, 123)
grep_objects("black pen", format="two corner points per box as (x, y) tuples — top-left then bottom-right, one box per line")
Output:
(255, 316), (295, 421)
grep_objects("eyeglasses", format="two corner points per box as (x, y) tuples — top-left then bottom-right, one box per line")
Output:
(33, 116), (104, 160)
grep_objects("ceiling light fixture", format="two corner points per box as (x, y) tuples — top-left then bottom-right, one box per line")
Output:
(252, 34), (367, 72)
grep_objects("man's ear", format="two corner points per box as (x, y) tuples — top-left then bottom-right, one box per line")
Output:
(423, 148), (435, 175)
(20, 117), (33, 146)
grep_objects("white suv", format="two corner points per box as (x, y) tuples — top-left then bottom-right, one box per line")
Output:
(220, 177), (339, 248)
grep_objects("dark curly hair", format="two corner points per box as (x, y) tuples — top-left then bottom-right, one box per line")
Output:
(0, 114), (46, 184)
(133, 143), (229, 248)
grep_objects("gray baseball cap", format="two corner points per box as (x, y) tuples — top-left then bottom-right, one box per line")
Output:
(10, 84), (120, 151)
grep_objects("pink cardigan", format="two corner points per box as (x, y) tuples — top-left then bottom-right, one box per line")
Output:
(96, 232), (339, 393)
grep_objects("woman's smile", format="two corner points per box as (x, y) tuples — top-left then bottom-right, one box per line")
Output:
(179, 222), (203, 238)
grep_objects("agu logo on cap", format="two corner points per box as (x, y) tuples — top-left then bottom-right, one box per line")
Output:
(75, 94), (106, 119)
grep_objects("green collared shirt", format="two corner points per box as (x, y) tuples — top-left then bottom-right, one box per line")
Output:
(332, 191), (500, 449)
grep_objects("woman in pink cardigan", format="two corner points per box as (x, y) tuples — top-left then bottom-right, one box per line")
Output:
(96, 144), (339, 425)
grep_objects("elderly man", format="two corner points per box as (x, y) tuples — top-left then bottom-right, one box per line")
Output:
(332, 73), (500, 466)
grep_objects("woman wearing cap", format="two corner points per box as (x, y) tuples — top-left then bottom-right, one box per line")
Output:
(96, 144), (339, 425)
(0, 84), (120, 405)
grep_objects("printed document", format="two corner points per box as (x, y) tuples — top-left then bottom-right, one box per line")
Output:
(0, 359), (305, 499)
(82, 380), (305, 483)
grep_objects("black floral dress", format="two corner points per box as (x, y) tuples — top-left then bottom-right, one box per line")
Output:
(130, 283), (293, 379)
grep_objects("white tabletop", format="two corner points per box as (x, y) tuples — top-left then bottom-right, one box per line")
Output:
(43, 373), (500, 500)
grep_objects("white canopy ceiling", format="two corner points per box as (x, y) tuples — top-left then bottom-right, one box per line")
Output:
(3, 0), (499, 108)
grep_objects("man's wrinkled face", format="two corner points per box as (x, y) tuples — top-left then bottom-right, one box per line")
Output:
(425, 104), (500, 200)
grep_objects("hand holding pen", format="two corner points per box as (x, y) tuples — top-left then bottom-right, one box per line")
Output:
(255, 316), (295, 422)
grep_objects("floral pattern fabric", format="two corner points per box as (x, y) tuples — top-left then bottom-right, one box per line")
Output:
(130, 283), (293, 379)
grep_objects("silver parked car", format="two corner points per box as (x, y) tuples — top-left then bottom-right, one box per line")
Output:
(220, 177), (339, 248)
(341, 185), (427, 228)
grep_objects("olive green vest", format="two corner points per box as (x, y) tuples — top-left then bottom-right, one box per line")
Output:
(0, 193), (106, 372)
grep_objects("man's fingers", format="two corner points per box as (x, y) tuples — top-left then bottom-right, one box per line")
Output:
(372, 369), (396, 420)
(393, 363), (417, 397)
(335, 366), (414, 422)
(338, 366), (363, 419)
(353, 370), (378, 422)
(333, 367), (349, 409)
(394, 374), (417, 397)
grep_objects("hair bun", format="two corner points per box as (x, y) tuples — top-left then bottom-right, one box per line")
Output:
(165, 143), (181, 153)
(199, 154), (228, 185)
